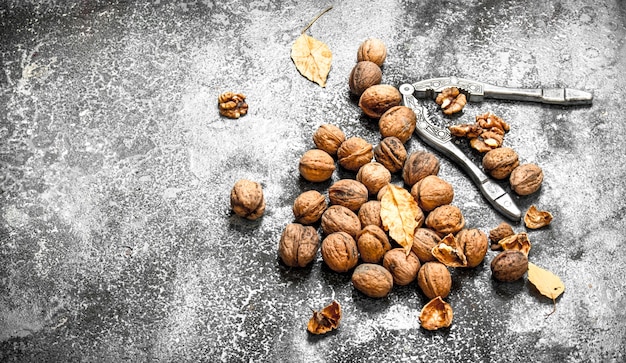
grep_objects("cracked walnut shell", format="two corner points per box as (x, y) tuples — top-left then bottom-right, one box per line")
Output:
(510, 163), (544, 195)
(299, 149), (335, 182)
(383, 248), (421, 286)
(337, 137), (374, 171)
(358, 84), (402, 119)
(378, 106), (417, 143)
(230, 179), (266, 220)
(293, 190), (327, 225)
(313, 124), (346, 156)
(417, 261), (452, 299)
(435, 87), (466, 115)
(321, 232), (359, 273)
(524, 205), (553, 229)
(356, 225), (391, 263)
(374, 137), (407, 173)
(321, 205), (361, 239)
(351, 263), (394, 298)
(419, 296), (453, 331)
(278, 223), (320, 267)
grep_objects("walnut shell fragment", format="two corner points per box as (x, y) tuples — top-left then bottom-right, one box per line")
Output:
(524, 205), (553, 229)
(498, 232), (531, 257)
(419, 296), (453, 331)
(431, 234), (467, 268)
(351, 263), (394, 298)
(307, 300), (342, 335)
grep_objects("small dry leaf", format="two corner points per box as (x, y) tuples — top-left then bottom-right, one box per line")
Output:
(498, 232), (532, 257)
(307, 300), (342, 335)
(290, 7), (333, 87)
(419, 296), (453, 330)
(380, 184), (420, 255)
(527, 263), (565, 316)
(524, 205), (553, 229)
(431, 234), (467, 267)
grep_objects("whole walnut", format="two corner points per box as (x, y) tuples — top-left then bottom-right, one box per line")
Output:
(321, 231), (359, 273)
(358, 200), (382, 228)
(349, 61), (382, 96)
(489, 222), (514, 244)
(351, 263), (394, 298)
(321, 205), (361, 238)
(510, 163), (544, 196)
(378, 106), (417, 143)
(356, 225), (391, 263)
(383, 248), (421, 286)
(299, 149), (335, 182)
(417, 261), (452, 299)
(357, 38), (387, 66)
(230, 179), (266, 220)
(278, 223), (320, 267)
(293, 190), (327, 225)
(356, 162), (391, 195)
(358, 84), (402, 119)
(482, 147), (519, 180)
(456, 228), (488, 268)
(402, 151), (440, 187)
(410, 175), (454, 212)
(425, 205), (465, 237)
(490, 250), (528, 282)
(328, 179), (369, 212)
(337, 137), (374, 171)
(374, 136), (407, 173)
(411, 228), (441, 263)
(313, 124), (345, 156)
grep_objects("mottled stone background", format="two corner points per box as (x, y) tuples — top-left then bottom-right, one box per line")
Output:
(1, 0), (625, 362)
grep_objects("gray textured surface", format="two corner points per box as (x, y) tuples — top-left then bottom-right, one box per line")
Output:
(1, 0), (625, 361)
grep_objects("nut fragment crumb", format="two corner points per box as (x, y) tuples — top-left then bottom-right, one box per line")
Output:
(218, 91), (248, 119)
(524, 205), (553, 229)
(435, 87), (467, 115)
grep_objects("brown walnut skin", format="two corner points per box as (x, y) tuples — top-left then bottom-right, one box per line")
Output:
(417, 262), (452, 299)
(328, 179), (369, 212)
(357, 38), (387, 66)
(374, 137), (407, 173)
(402, 151), (440, 187)
(351, 263), (394, 298)
(482, 147), (520, 180)
(321, 205), (361, 238)
(313, 124), (345, 156)
(383, 248), (421, 286)
(349, 61), (382, 96)
(411, 175), (454, 212)
(278, 223), (320, 267)
(357, 225), (391, 263)
(456, 228), (488, 268)
(489, 222), (514, 250)
(356, 162), (391, 195)
(299, 149), (335, 182)
(490, 250), (528, 282)
(378, 106), (417, 143)
(425, 205), (465, 237)
(321, 232), (359, 273)
(293, 190), (327, 225)
(510, 163), (544, 196)
(230, 179), (266, 220)
(337, 137), (374, 172)
(411, 228), (441, 263)
(358, 200), (382, 228)
(358, 84), (402, 119)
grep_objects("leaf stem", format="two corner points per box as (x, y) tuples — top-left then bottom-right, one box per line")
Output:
(301, 6), (333, 34)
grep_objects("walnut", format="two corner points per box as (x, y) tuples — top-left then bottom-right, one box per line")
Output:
(383, 248), (421, 286)
(378, 106), (417, 143)
(435, 87), (467, 115)
(482, 147), (519, 180)
(358, 84), (402, 119)
(356, 38), (387, 66)
(510, 164), (544, 195)
(293, 190), (327, 225)
(411, 228), (441, 263)
(374, 137), (407, 173)
(456, 228), (488, 268)
(230, 179), (266, 220)
(425, 205), (465, 237)
(313, 124), (346, 156)
(351, 263), (394, 298)
(349, 61), (382, 96)
(299, 149), (336, 182)
(524, 205), (553, 229)
(431, 234), (467, 268)
(358, 200), (382, 228)
(356, 162), (391, 195)
(278, 223), (320, 267)
(321, 232), (359, 273)
(410, 175), (454, 212)
(450, 112), (510, 152)
(489, 222), (514, 250)
(321, 205), (361, 238)
(356, 225), (391, 263)
(328, 179), (368, 212)
(218, 92), (248, 119)
(417, 261), (452, 299)
(477, 112), (510, 131)
(490, 250), (528, 282)
(402, 151), (440, 187)
(337, 137), (374, 171)
(419, 296), (453, 331)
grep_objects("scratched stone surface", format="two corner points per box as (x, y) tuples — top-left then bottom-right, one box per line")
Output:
(1, 0), (625, 362)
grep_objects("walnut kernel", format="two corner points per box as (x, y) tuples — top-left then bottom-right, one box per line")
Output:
(435, 87), (466, 115)
(218, 92), (248, 119)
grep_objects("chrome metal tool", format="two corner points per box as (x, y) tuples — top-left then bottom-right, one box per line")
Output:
(399, 83), (522, 221)
(412, 76), (593, 105)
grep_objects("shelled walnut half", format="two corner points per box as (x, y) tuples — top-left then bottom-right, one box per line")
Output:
(218, 92), (248, 119)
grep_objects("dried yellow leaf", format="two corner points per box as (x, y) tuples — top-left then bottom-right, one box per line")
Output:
(380, 184), (419, 255)
(291, 34), (332, 87)
(527, 262), (565, 301)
